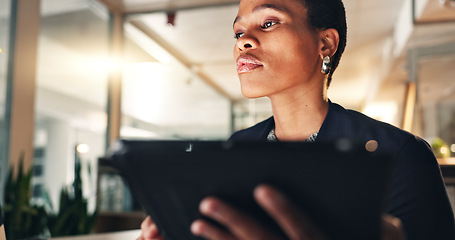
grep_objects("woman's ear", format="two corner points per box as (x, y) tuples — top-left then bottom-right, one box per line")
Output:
(319, 28), (339, 59)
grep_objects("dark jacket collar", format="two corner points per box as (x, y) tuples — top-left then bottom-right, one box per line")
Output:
(250, 101), (348, 142)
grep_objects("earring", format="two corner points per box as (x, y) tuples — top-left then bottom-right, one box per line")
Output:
(321, 56), (331, 74)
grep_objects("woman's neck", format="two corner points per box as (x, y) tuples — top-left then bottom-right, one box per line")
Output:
(270, 81), (329, 141)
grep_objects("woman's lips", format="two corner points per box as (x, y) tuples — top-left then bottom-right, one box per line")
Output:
(236, 55), (263, 74)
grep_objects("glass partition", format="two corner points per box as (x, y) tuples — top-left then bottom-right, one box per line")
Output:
(121, 7), (237, 140)
(411, 44), (455, 216)
(34, 0), (109, 217)
(0, 0), (11, 203)
(414, 52), (455, 157)
(232, 98), (272, 132)
(121, 61), (231, 140)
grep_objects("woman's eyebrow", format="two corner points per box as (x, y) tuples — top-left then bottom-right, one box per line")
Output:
(253, 4), (290, 14)
(233, 3), (291, 27)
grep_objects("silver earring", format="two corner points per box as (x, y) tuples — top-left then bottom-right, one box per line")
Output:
(321, 56), (331, 74)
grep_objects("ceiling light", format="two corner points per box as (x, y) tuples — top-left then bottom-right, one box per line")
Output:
(76, 143), (90, 154)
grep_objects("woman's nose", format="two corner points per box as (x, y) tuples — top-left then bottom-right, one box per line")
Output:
(236, 34), (258, 51)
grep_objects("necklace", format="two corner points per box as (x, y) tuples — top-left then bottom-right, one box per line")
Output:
(267, 128), (318, 142)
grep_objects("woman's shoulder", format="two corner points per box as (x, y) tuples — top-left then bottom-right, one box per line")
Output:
(228, 116), (274, 141)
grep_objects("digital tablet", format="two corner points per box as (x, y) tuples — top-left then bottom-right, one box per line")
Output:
(109, 139), (394, 240)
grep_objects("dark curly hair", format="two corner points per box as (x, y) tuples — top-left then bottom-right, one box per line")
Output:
(298, 0), (347, 87)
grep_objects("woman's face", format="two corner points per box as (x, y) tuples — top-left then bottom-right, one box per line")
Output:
(233, 0), (323, 99)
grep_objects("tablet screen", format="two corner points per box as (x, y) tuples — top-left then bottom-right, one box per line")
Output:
(110, 140), (393, 240)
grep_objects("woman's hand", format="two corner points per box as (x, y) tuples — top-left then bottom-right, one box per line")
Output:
(190, 184), (327, 240)
(382, 215), (405, 240)
(137, 216), (164, 240)
(191, 184), (405, 240)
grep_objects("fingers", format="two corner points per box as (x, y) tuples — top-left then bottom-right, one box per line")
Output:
(191, 219), (237, 240)
(254, 184), (327, 240)
(382, 215), (405, 240)
(193, 186), (326, 240)
(192, 197), (279, 240)
(138, 216), (164, 240)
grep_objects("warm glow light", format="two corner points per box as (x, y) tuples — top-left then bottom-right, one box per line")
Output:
(440, 146), (449, 155)
(97, 58), (122, 71)
(451, 144), (455, 153)
(82, 56), (124, 73)
(363, 102), (398, 125)
(76, 143), (90, 154)
(122, 62), (168, 123)
(0, 47), (4, 53)
(120, 126), (159, 138)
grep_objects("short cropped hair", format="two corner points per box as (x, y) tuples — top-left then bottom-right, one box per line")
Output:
(299, 0), (347, 87)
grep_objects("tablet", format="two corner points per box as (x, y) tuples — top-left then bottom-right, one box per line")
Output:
(109, 139), (394, 240)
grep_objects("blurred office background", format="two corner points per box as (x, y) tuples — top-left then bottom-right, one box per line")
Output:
(0, 0), (454, 237)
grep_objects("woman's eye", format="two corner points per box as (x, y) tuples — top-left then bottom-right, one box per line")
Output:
(234, 32), (244, 39)
(262, 21), (278, 29)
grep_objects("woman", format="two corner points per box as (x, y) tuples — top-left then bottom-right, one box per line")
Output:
(139, 0), (455, 239)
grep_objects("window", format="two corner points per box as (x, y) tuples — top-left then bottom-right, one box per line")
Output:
(0, 0), (11, 203)
(34, 0), (109, 213)
(120, 8), (235, 140)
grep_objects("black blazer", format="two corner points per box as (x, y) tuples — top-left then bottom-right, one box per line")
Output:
(230, 102), (455, 240)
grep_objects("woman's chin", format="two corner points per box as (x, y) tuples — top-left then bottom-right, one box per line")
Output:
(240, 88), (268, 99)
